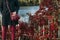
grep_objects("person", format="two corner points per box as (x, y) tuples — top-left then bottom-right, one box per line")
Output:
(0, 0), (19, 40)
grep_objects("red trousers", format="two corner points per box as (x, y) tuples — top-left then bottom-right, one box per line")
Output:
(2, 25), (15, 40)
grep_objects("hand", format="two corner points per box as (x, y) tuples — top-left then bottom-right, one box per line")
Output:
(10, 11), (20, 21)
(11, 11), (16, 16)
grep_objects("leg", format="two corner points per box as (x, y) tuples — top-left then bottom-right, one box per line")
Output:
(2, 26), (8, 40)
(10, 25), (16, 40)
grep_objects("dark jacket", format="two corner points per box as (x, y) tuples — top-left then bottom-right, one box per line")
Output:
(0, 0), (20, 26)
(0, 0), (19, 15)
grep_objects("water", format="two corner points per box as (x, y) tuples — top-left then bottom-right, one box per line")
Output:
(19, 6), (39, 23)
(19, 6), (39, 16)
